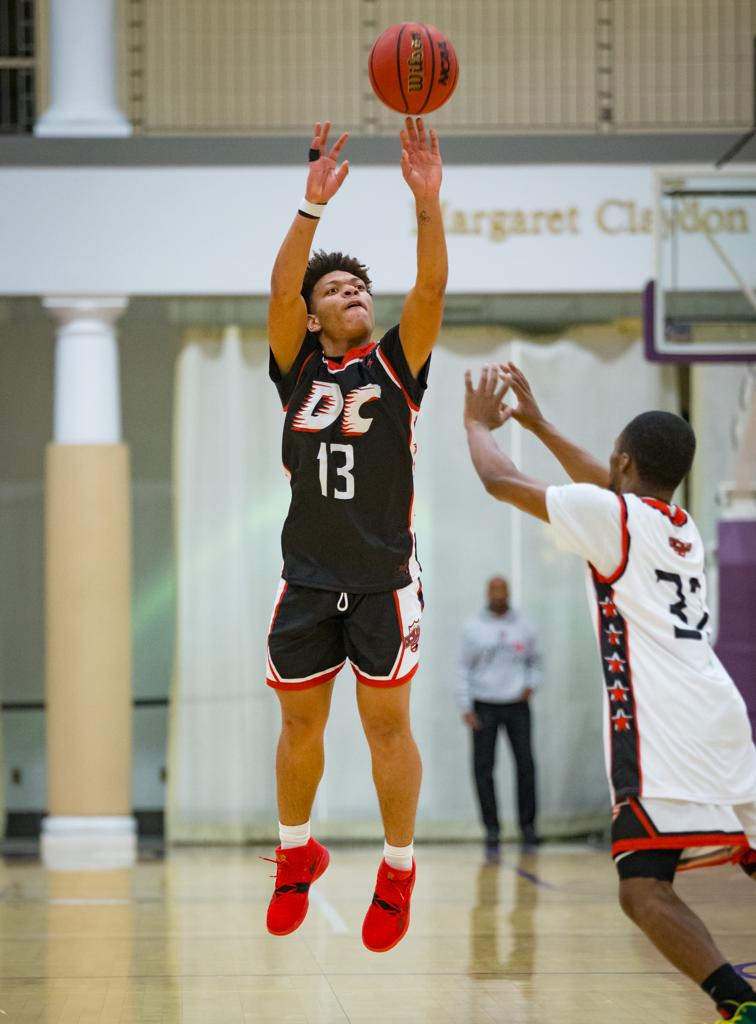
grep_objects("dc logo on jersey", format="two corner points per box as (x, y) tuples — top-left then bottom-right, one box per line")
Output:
(292, 381), (382, 436)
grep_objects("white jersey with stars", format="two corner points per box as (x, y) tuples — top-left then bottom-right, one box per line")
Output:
(546, 483), (756, 806)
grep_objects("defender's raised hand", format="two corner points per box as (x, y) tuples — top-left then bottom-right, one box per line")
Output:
(498, 362), (546, 432)
(400, 117), (442, 199)
(305, 122), (350, 204)
(464, 365), (513, 432)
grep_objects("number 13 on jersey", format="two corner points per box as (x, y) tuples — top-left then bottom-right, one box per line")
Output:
(317, 443), (355, 500)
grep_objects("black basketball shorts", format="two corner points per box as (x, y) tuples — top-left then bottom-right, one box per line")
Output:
(611, 797), (753, 881)
(266, 578), (423, 691)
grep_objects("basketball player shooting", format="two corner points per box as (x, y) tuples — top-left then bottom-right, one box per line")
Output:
(264, 118), (447, 952)
(464, 364), (756, 1022)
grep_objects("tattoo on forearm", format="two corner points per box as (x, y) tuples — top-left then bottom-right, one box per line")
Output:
(417, 210), (431, 225)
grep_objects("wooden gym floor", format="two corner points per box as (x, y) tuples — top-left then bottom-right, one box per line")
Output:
(1, 842), (754, 1023)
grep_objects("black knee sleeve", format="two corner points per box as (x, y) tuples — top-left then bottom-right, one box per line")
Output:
(615, 848), (681, 882)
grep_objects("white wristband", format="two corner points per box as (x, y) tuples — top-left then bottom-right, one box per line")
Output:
(299, 197), (327, 219)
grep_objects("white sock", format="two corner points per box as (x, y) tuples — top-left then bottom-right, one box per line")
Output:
(279, 821), (310, 850)
(384, 840), (414, 872)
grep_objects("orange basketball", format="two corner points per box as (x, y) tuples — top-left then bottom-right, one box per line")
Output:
(368, 22), (459, 115)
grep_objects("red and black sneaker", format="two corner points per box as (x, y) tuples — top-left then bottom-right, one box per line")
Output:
(362, 858), (416, 953)
(265, 838), (330, 936)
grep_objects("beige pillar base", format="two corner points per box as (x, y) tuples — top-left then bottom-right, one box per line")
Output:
(41, 815), (136, 871)
(45, 445), (134, 868)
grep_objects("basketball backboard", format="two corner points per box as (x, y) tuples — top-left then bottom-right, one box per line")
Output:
(645, 167), (756, 362)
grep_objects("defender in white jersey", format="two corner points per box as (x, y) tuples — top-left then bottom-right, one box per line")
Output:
(463, 362), (756, 1023)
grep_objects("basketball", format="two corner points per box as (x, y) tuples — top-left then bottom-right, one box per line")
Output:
(368, 22), (459, 115)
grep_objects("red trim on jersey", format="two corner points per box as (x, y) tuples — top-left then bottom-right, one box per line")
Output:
(266, 662), (346, 691)
(282, 350), (317, 412)
(676, 849), (745, 872)
(323, 340), (377, 372)
(353, 662), (419, 688)
(267, 582), (288, 641)
(267, 652), (282, 684)
(613, 798), (748, 862)
(376, 348), (421, 412)
(624, 619), (643, 797)
(391, 589), (407, 680)
(591, 495), (630, 584)
(628, 796), (655, 835)
(613, 833), (749, 857)
(641, 497), (688, 526)
(406, 407), (418, 573)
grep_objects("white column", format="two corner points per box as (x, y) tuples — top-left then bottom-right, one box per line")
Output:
(35, 0), (132, 137)
(46, 297), (126, 442)
(42, 296), (136, 871)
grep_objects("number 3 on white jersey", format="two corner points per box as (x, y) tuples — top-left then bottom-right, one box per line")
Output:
(317, 443), (355, 500)
(655, 569), (709, 640)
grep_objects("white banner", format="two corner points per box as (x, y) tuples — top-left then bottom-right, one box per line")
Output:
(5, 164), (754, 295)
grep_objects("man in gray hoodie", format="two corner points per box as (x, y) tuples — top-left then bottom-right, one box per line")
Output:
(457, 576), (543, 860)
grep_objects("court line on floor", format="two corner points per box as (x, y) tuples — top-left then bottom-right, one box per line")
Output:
(504, 863), (562, 891)
(309, 889), (350, 934)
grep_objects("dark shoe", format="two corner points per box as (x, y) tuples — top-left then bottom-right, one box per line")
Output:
(484, 841), (501, 865)
(520, 826), (542, 851)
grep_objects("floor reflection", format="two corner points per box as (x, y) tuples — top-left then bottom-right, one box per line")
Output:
(469, 850), (540, 977)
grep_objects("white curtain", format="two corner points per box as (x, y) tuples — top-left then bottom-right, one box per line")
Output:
(169, 324), (677, 842)
(169, 326), (287, 841)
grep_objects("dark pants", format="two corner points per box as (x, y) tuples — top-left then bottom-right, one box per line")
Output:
(472, 699), (536, 841)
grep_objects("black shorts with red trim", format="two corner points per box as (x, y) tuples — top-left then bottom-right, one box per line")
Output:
(612, 797), (751, 880)
(267, 578), (423, 691)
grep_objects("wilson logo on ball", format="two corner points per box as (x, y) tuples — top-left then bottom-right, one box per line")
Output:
(369, 22), (459, 115)
(408, 33), (424, 93)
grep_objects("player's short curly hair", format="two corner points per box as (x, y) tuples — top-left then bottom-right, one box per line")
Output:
(619, 411), (696, 491)
(301, 250), (372, 312)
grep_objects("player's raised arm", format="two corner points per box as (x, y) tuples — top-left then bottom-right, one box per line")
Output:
(464, 366), (549, 522)
(268, 122), (350, 375)
(501, 362), (611, 488)
(398, 117), (447, 378)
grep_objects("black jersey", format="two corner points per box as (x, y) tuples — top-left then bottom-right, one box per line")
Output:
(270, 325), (430, 593)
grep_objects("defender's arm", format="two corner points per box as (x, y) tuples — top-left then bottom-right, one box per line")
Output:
(501, 362), (610, 487)
(464, 367), (549, 522)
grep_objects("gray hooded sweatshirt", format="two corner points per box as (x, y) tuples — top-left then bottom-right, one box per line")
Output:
(456, 607), (543, 713)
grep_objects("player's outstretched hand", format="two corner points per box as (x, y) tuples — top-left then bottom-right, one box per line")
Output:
(498, 362), (546, 432)
(400, 117), (442, 199)
(305, 122), (350, 204)
(464, 365), (513, 432)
